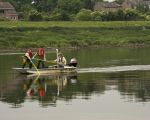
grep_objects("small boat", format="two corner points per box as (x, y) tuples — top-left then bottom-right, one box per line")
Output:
(13, 66), (77, 74)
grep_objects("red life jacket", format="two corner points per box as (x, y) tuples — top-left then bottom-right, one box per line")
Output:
(37, 48), (45, 57)
(28, 51), (33, 58)
(26, 49), (32, 58)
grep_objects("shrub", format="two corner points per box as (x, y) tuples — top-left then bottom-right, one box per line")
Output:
(29, 10), (43, 21)
(91, 11), (102, 21)
(49, 9), (70, 21)
(124, 9), (140, 20)
(0, 17), (10, 21)
(75, 9), (92, 21)
(146, 15), (150, 21)
(115, 9), (126, 21)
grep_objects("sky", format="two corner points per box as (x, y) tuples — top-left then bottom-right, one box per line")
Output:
(104, 0), (115, 2)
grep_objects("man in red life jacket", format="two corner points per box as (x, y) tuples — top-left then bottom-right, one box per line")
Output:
(22, 49), (33, 69)
(33, 47), (46, 69)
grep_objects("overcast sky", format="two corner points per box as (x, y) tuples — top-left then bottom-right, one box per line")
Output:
(104, 0), (115, 2)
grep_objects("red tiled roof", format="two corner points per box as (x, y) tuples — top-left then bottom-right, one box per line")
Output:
(0, 2), (14, 9)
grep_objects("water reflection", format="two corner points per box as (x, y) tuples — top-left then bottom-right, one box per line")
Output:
(1, 70), (150, 108)
(21, 74), (78, 107)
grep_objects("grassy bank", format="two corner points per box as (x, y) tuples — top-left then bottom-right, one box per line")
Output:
(0, 21), (150, 49)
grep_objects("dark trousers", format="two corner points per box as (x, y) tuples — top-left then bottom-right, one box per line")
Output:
(37, 60), (45, 69)
(22, 57), (32, 69)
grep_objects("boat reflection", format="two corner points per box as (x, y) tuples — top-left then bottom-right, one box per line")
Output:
(21, 74), (78, 107)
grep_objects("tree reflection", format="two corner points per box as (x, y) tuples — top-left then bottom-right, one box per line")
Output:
(1, 71), (150, 108)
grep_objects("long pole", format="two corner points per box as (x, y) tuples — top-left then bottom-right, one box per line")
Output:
(22, 55), (40, 75)
(30, 59), (40, 75)
(56, 49), (59, 67)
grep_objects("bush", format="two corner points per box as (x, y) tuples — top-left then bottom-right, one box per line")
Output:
(124, 9), (140, 20)
(146, 15), (150, 21)
(42, 13), (51, 21)
(115, 9), (126, 21)
(75, 9), (92, 21)
(106, 11), (117, 21)
(91, 11), (102, 21)
(49, 9), (70, 21)
(29, 10), (43, 21)
(0, 17), (10, 21)
(98, 11), (108, 21)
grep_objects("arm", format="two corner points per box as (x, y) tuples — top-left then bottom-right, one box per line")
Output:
(25, 53), (31, 60)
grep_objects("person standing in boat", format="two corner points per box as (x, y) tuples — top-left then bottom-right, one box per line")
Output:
(22, 49), (33, 69)
(55, 52), (67, 67)
(33, 47), (46, 69)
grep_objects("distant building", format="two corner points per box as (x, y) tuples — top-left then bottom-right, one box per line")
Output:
(94, 2), (122, 12)
(122, 0), (150, 9)
(141, 0), (150, 9)
(94, 0), (150, 12)
(121, 0), (135, 9)
(0, 2), (18, 20)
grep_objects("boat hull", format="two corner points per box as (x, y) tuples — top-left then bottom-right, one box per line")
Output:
(13, 66), (77, 74)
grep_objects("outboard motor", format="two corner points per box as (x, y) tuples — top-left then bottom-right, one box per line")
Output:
(69, 58), (77, 67)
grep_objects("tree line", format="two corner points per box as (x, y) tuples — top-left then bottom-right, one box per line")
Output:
(0, 0), (150, 21)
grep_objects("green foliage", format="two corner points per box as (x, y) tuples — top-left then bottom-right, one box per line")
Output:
(0, 17), (10, 21)
(0, 21), (150, 48)
(76, 9), (92, 21)
(57, 0), (82, 14)
(82, 0), (95, 10)
(2, 0), (150, 21)
(136, 4), (150, 13)
(146, 15), (150, 21)
(91, 11), (102, 21)
(115, 0), (124, 4)
(124, 9), (140, 20)
(29, 10), (43, 21)
(49, 8), (70, 21)
(115, 9), (126, 21)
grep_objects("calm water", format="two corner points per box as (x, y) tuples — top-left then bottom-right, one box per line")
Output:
(1, 48), (150, 120)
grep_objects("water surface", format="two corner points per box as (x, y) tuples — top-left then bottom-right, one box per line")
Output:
(0, 47), (150, 120)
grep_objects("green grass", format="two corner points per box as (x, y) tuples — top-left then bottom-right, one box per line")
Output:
(0, 21), (150, 49)
(0, 21), (150, 28)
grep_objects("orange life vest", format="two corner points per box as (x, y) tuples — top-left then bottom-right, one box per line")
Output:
(37, 48), (45, 57)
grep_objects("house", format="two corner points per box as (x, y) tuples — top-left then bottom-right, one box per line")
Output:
(122, 0), (150, 9)
(141, 0), (150, 9)
(121, 0), (136, 9)
(94, 2), (122, 12)
(0, 2), (18, 20)
(94, 0), (150, 12)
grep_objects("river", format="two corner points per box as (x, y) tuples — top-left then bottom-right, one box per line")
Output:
(0, 47), (150, 120)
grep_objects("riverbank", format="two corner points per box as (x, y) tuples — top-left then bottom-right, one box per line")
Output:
(0, 21), (150, 49)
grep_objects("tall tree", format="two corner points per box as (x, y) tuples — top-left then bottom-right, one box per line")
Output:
(115, 0), (124, 4)
(82, 0), (104, 10)
(33, 0), (58, 12)
(57, 0), (82, 14)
